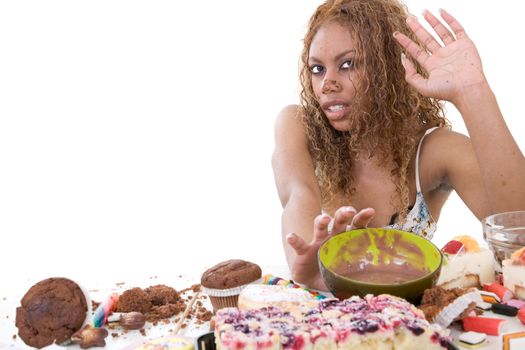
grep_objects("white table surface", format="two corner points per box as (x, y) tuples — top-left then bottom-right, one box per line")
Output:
(1, 265), (524, 350)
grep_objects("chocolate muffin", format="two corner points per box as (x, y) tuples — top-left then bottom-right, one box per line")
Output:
(15, 277), (88, 349)
(201, 259), (261, 312)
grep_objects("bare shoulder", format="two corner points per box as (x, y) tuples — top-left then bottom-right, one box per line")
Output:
(274, 104), (303, 133)
(420, 127), (477, 184)
(422, 127), (472, 159)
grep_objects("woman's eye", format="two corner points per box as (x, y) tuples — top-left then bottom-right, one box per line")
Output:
(310, 65), (325, 74)
(340, 59), (354, 70)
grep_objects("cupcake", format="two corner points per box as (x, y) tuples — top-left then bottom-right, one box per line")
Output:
(502, 247), (525, 300)
(15, 277), (90, 349)
(437, 235), (496, 289)
(201, 259), (261, 312)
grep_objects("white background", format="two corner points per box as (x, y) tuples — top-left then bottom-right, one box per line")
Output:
(1, 1), (524, 294)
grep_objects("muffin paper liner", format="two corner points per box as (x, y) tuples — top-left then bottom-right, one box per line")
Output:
(202, 278), (263, 312)
(433, 290), (483, 328)
(202, 278), (262, 297)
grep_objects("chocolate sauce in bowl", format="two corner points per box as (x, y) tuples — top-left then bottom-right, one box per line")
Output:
(335, 262), (428, 284)
(331, 230), (430, 284)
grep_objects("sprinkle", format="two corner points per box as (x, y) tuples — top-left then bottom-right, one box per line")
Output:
(483, 282), (514, 302)
(459, 331), (486, 345)
(462, 316), (505, 336)
(491, 303), (519, 316)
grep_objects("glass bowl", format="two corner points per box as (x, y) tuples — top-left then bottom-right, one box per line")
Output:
(482, 211), (525, 267)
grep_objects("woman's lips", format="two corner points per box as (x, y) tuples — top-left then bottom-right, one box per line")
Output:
(323, 104), (349, 121)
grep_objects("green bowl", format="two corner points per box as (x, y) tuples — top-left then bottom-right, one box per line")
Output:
(318, 228), (442, 305)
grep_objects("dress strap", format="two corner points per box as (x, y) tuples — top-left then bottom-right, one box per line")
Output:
(415, 127), (439, 192)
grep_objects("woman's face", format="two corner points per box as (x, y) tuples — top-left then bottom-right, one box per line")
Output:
(308, 21), (360, 131)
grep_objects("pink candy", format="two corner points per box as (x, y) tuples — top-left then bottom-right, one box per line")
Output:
(462, 316), (505, 336)
(483, 282), (514, 302)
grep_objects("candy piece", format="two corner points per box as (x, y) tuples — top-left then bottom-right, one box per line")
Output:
(502, 332), (525, 350)
(480, 290), (501, 304)
(476, 301), (492, 310)
(442, 240), (464, 254)
(262, 274), (326, 300)
(459, 331), (486, 345)
(462, 316), (505, 336)
(453, 235), (480, 253)
(91, 293), (119, 328)
(483, 282), (514, 302)
(492, 303), (519, 316)
(506, 299), (525, 309)
(519, 308), (525, 325)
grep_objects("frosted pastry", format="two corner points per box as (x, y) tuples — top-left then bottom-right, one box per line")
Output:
(215, 294), (452, 349)
(502, 247), (525, 300)
(437, 235), (496, 289)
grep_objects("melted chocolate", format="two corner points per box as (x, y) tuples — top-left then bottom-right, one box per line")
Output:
(332, 230), (430, 284)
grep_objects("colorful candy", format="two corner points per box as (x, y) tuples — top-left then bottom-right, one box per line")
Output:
(507, 299), (525, 309)
(480, 290), (501, 304)
(458, 331), (486, 347)
(483, 282), (514, 302)
(262, 274), (326, 299)
(502, 332), (525, 350)
(519, 308), (525, 325)
(462, 316), (505, 336)
(91, 293), (119, 328)
(491, 303), (519, 316)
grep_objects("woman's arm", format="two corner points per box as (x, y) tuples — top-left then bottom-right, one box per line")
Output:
(272, 105), (373, 290)
(395, 9), (525, 215)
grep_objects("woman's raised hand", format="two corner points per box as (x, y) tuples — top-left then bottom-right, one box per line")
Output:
(394, 9), (486, 105)
(285, 207), (375, 290)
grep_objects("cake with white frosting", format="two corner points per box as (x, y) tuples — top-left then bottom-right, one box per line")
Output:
(214, 294), (452, 350)
(437, 235), (495, 289)
(502, 247), (525, 300)
(238, 284), (320, 312)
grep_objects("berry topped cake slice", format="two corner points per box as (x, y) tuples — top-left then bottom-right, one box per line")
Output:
(214, 294), (452, 350)
(437, 235), (496, 289)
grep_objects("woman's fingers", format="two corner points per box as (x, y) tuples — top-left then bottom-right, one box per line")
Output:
(401, 54), (427, 93)
(286, 232), (310, 255)
(348, 208), (376, 229)
(313, 214), (332, 243)
(422, 10), (455, 45)
(439, 9), (467, 40)
(332, 206), (357, 234)
(393, 31), (428, 67)
(405, 15), (441, 53)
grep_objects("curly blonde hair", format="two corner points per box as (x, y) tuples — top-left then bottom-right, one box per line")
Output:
(299, 0), (449, 220)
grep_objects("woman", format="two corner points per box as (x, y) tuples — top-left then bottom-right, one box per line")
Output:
(272, 0), (525, 290)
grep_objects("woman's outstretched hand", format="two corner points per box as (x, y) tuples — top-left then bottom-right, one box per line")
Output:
(285, 207), (375, 291)
(394, 9), (485, 105)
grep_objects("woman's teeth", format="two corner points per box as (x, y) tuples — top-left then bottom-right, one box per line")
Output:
(328, 105), (344, 112)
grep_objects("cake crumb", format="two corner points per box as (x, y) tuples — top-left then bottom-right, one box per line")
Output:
(139, 329), (146, 336)
(12, 334), (16, 340)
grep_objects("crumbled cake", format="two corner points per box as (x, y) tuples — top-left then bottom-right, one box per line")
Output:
(419, 286), (482, 327)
